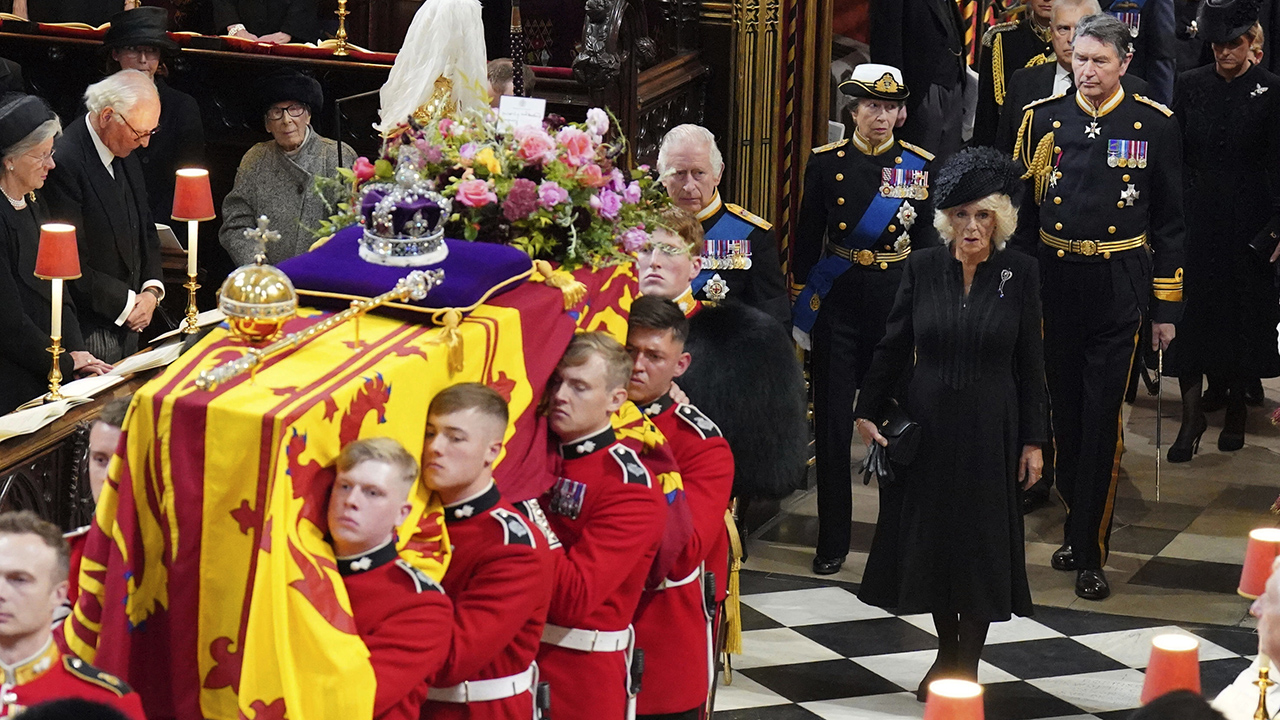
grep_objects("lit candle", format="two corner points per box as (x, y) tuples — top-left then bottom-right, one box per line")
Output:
(187, 219), (198, 276)
(50, 277), (62, 339)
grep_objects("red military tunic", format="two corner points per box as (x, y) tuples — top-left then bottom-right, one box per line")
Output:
(64, 526), (89, 607)
(340, 539), (453, 720)
(633, 394), (734, 716)
(422, 483), (555, 720)
(536, 426), (667, 720)
(1, 637), (146, 719)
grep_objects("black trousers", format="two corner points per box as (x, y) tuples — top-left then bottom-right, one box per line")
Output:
(813, 264), (904, 559)
(1041, 253), (1146, 570)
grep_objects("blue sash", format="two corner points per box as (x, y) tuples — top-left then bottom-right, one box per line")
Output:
(792, 148), (927, 334)
(692, 211), (756, 294)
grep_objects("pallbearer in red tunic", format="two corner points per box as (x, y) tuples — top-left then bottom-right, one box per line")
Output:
(0, 511), (145, 719)
(64, 397), (129, 609)
(536, 333), (668, 720)
(326, 438), (454, 720)
(418, 383), (555, 720)
(625, 297), (734, 720)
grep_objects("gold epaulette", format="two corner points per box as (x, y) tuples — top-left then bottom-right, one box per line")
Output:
(1133, 94), (1173, 117)
(725, 203), (772, 231)
(811, 138), (848, 154)
(1022, 92), (1066, 112)
(1153, 268), (1184, 302)
(1025, 51), (1054, 67)
(64, 657), (131, 697)
(897, 140), (936, 162)
(982, 21), (1018, 47)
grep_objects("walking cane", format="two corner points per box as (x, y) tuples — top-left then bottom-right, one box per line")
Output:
(1156, 348), (1163, 503)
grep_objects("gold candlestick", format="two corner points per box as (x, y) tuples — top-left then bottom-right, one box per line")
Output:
(333, 0), (351, 56)
(46, 336), (64, 401)
(183, 274), (201, 334)
(1255, 663), (1274, 720)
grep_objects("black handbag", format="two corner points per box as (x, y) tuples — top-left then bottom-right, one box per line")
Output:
(860, 398), (922, 487)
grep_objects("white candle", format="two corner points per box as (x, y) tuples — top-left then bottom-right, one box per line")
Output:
(187, 220), (199, 276)
(50, 277), (62, 339)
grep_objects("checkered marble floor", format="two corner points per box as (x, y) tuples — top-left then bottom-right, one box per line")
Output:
(711, 570), (1260, 720)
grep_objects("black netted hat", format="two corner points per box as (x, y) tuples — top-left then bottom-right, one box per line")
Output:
(255, 71), (324, 116)
(1198, 0), (1262, 44)
(0, 93), (56, 154)
(933, 146), (1024, 210)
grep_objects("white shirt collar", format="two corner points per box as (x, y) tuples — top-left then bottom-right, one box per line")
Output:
(84, 113), (116, 173)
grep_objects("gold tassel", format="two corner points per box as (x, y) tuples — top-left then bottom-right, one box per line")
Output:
(532, 259), (587, 310)
(723, 508), (744, 657)
(1015, 113), (1055, 206)
(434, 308), (465, 376)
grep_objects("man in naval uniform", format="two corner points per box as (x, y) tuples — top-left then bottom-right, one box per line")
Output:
(657, 124), (790, 327)
(1012, 13), (1184, 601)
(0, 511), (145, 719)
(972, 0), (1055, 147)
(792, 63), (937, 576)
(326, 437), (454, 720)
(1100, 0), (1177, 103)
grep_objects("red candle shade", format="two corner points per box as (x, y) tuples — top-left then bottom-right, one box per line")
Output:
(172, 168), (216, 222)
(1239, 528), (1280, 599)
(925, 679), (984, 720)
(1141, 634), (1201, 704)
(34, 223), (80, 280)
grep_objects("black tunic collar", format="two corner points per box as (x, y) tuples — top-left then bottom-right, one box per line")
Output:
(444, 482), (501, 521)
(559, 425), (616, 459)
(336, 537), (398, 576)
(639, 393), (676, 417)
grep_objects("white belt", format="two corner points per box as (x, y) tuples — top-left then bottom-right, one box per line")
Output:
(426, 664), (537, 703)
(655, 567), (701, 590)
(541, 623), (633, 653)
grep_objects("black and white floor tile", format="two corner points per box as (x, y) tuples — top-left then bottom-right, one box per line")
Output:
(712, 571), (1259, 720)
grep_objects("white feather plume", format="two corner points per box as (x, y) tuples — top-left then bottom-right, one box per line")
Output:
(377, 0), (490, 133)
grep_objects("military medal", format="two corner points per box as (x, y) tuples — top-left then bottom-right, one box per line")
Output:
(1108, 2), (1141, 37)
(896, 201), (917, 230)
(1120, 183), (1140, 207)
(1085, 120), (1101, 139)
(1107, 139), (1148, 169)
(894, 234), (911, 253)
(702, 239), (752, 271)
(880, 168), (929, 200)
(549, 477), (587, 519)
(704, 273), (730, 302)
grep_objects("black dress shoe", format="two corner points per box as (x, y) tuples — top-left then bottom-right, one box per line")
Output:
(1076, 569), (1111, 600)
(812, 555), (846, 575)
(1167, 414), (1206, 463)
(1051, 544), (1077, 571)
(1022, 493), (1050, 515)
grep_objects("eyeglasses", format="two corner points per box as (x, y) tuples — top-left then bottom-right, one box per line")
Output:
(265, 103), (309, 121)
(116, 111), (158, 141)
(118, 46), (162, 61)
(24, 148), (55, 163)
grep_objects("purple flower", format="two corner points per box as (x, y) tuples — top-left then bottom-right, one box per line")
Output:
(459, 142), (478, 160)
(538, 180), (570, 209)
(606, 168), (626, 192)
(620, 227), (649, 253)
(622, 181), (642, 204)
(503, 178), (540, 222)
(590, 189), (622, 220)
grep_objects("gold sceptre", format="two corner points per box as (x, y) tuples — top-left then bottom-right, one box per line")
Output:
(333, 0), (351, 56)
(195, 269), (444, 391)
(1255, 655), (1275, 720)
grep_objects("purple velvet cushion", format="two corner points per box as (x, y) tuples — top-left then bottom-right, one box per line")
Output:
(278, 224), (533, 312)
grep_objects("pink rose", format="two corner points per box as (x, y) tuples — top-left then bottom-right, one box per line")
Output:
(579, 163), (608, 188)
(352, 156), (375, 182)
(438, 118), (454, 134)
(514, 126), (558, 165)
(459, 142), (479, 161)
(622, 181), (642, 204)
(456, 178), (497, 208)
(538, 181), (570, 208)
(557, 126), (595, 167)
(621, 227), (648, 253)
(590, 189), (622, 220)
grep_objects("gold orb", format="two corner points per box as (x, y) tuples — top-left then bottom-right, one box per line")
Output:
(218, 263), (298, 344)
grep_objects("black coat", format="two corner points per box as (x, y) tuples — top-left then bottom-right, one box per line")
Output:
(27, 0), (118, 26)
(0, 57), (23, 93)
(1164, 63), (1280, 379)
(0, 198), (85, 414)
(854, 246), (1046, 620)
(869, 0), (966, 117)
(43, 115), (163, 331)
(136, 78), (205, 226)
(694, 195), (790, 327)
(1101, 0), (1177, 104)
(973, 18), (1053, 148)
(995, 65), (1151, 155)
(212, 0), (320, 42)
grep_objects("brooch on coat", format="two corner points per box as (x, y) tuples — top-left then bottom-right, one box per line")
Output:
(1252, 84), (1270, 98)
(999, 269), (1013, 298)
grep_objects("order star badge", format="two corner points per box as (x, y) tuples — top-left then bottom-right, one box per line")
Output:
(1120, 183), (1140, 206)
(1085, 121), (1101, 139)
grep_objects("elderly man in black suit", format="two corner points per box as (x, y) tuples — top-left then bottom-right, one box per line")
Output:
(44, 69), (164, 363)
(870, 0), (969, 163)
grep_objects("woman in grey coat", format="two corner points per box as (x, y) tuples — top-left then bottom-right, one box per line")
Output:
(219, 71), (353, 266)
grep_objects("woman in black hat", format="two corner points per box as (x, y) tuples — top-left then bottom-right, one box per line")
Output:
(0, 94), (110, 415)
(218, 71), (352, 266)
(1164, 0), (1280, 460)
(853, 146), (1046, 700)
(101, 7), (205, 232)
